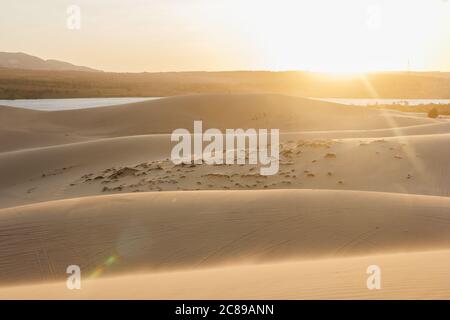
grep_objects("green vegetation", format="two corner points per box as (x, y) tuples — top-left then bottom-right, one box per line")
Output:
(371, 103), (450, 116)
(1, 68), (450, 99)
(428, 107), (439, 118)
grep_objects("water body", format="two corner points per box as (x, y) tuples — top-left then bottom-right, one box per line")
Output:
(0, 97), (161, 111)
(1, 97), (449, 111)
(313, 98), (450, 106)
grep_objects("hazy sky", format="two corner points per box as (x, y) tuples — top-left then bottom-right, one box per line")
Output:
(1, 0), (450, 72)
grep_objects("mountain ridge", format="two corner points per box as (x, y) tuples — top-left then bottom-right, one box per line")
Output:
(0, 52), (100, 72)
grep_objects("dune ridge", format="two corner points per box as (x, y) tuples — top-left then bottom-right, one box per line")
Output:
(1, 131), (449, 209)
(0, 94), (440, 152)
(1, 189), (450, 286)
(1, 94), (449, 299)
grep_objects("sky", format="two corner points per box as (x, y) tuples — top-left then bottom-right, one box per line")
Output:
(1, 0), (450, 72)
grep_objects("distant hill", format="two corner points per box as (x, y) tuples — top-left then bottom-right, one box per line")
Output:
(0, 52), (100, 72)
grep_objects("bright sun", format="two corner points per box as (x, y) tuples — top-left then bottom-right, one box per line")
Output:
(225, 0), (448, 72)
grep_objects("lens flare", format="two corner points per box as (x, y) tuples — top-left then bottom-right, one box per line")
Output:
(89, 254), (120, 279)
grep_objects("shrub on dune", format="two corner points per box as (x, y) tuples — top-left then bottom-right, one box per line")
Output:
(428, 107), (439, 118)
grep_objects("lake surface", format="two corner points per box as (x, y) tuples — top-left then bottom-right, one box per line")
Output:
(312, 98), (450, 106)
(0, 97), (161, 111)
(1, 97), (449, 111)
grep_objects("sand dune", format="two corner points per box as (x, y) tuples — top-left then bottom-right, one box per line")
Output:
(0, 128), (90, 153)
(2, 94), (435, 133)
(1, 132), (449, 209)
(1, 190), (450, 286)
(1, 249), (449, 299)
(1, 93), (449, 299)
(0, 94), (439, 152)
(283, 121), (450, 140)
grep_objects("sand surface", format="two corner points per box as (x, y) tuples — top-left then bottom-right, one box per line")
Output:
(1, 94), (449, 299)
(1, 250), (449, 299)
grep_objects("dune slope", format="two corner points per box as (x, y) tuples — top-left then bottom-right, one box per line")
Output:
(1, 132), (449, 209)
(0, 94), (439, 152)
(1, 190), (450, 286)
(1, 249), (449, 299)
